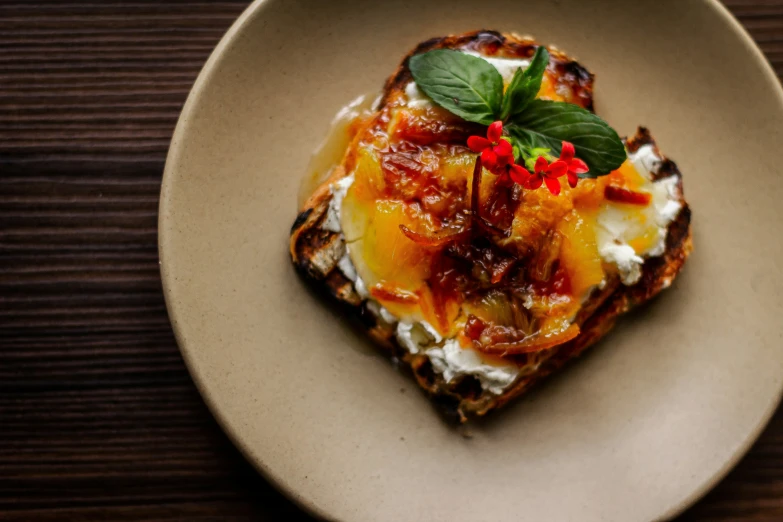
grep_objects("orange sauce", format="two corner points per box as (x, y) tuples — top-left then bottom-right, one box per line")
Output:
(297, 92), (378, 208)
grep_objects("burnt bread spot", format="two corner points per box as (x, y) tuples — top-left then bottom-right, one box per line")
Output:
(452, 375), (484, 401)
(291, 208), (313, 235)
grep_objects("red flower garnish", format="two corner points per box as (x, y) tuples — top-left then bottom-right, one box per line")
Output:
(558, 141), (589, 188)
(508, 163), (533, 186)
(467, 121), (514, 173)
(522, 156), (568, 195)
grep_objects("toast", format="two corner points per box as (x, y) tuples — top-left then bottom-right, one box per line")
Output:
(290, 31), (692, 422)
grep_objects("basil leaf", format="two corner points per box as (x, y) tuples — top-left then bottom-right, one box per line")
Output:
(507, 100), (626, 176)
(500, 46), (549, 121)
(409, 50), (503, 125)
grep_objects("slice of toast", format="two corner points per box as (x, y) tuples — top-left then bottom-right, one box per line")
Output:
(290, 31), (692, 422)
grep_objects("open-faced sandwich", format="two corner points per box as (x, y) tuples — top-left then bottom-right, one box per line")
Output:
(291, 30), (692, 422)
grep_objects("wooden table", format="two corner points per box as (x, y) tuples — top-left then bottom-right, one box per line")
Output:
(1, 2), (781, 520)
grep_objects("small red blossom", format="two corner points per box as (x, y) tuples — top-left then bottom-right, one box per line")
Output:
(558, 141), (589, 188)
(467, 121), (514, 173)
(526, 156), (568, 195)
(507, 163), (533, 186)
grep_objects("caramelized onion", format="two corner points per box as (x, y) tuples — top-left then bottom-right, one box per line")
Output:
(508, 292), (533, 334)
(490, 257), (515, 284)
(394, 110), (477, 145)
(471, 157), (511, 238)
(475, 324), (580, 355)
(530, 229), (563, 283)
(399, 224), (469, 247)
(470, 291), (530, 331)
(473, 293), (513, 326)
(400, 157), (511, 247)
(370, 283), (420, 304)
(605, 185), (652, 206)
(465, 315), (487, 341)
(530, 264), (572, 296)
(428, 253), (463, 333)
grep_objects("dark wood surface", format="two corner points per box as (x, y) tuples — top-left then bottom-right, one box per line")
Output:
(1, 1), (781, 520)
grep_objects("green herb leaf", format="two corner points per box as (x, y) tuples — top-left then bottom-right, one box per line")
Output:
(409, 50), (503, 125)
(507, 100), (626, 176)
(499, 46), (550, 121)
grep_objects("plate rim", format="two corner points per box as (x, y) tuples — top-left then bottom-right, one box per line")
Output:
(158, 1), (783, 520)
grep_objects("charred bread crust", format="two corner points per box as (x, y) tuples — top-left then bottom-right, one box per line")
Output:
(381, 30), (594, 111)
(290, 33), (691, 423)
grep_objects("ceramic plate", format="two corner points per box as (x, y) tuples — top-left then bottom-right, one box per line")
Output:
(159, 1), (783, 520)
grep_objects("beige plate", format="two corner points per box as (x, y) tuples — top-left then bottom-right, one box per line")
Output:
(160, 1), (783, 520)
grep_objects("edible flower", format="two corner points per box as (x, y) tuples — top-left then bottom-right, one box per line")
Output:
(558, 141), (589, 188)
(525, 156), (568, 195)
(507, 163), (533, 187)
(467, 121), (514, 173)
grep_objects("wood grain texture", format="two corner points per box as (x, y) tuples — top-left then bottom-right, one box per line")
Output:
(0, 1), (781, 520)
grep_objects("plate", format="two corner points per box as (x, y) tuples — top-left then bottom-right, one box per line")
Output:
(159, 1), (783, 520)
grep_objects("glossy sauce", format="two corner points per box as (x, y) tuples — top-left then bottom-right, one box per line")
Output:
(297, 92), (378, 208)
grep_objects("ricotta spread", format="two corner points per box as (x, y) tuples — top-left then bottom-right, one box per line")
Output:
(426, 339), (520, 395)
(595, 145), (682, 285)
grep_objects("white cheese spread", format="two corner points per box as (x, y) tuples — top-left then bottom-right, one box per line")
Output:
(426, 339), (520, 395)
(337, 249), (368, 299)
(404, 82), (433, 110)
(462, 50), (530, 83)
(322, 173), (354, 233)
(598, 242), (644, 285)
(595, 144), (682, 285)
